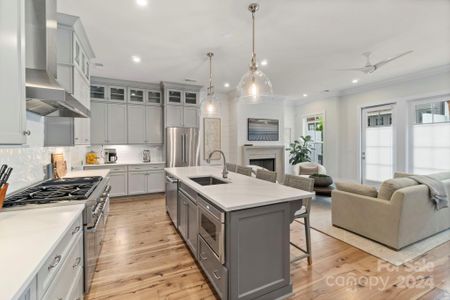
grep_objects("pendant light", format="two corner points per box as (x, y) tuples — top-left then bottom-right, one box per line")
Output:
(237, 3), (273, 100)
(205, 52), (218, 114)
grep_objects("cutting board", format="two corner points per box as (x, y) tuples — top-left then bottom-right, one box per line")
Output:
(51, 153), (67, 179)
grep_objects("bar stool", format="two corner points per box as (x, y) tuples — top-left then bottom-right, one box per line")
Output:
(284, 174), (314, 265)
(226, 163), (238, 173)
(256, 169), (277, 183)
(236, 165), (253, 176)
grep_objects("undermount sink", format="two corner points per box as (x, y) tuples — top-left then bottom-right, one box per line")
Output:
(189, 176), (229, 186)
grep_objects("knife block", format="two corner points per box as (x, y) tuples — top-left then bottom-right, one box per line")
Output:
(0, 183), (9, 209)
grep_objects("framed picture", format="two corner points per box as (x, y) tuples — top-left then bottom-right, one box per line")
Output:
(248, 118), (279, 141)
(204, 118), (221, 160)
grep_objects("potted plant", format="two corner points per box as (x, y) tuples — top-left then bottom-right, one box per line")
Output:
(286, 135), (314, 165)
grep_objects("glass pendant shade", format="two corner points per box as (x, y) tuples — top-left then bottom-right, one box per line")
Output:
(204, 93), (219, 114)
(237, 68), (273, 99)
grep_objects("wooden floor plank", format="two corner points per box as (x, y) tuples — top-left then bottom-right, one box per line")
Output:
(86, 194), (449, 300)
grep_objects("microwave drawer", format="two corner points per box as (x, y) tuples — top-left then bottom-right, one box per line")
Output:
(198, 236), (228, 300)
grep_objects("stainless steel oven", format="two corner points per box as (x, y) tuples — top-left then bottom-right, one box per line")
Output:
(197, 195), (225, 264)
(84, 184), (110, 292)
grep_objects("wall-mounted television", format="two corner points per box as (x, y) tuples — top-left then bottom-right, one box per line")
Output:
(248, 118), (279, 141)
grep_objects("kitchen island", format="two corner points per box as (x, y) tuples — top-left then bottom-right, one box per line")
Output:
(165, 166), (314, 300)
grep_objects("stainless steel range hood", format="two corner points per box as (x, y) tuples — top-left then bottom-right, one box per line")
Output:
(25, 0), (90, 118)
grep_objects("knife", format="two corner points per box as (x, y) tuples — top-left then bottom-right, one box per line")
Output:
(0, 167), (12, 189)
(0, 164), (7, 180)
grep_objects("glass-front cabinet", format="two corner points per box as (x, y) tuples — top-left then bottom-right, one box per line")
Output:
(184, 92), (199, 105)
(168, 90), (182, 104)
(90, 84), (106, 101)
(128, 88), (144, 103)
(147, 90), (161, 105)
(109, 86), (126, 102)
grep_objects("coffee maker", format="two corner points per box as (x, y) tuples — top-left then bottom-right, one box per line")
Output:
(104, 148), (118, 164)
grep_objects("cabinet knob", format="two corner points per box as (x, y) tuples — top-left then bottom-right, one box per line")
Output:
(23, 130), (31, 136)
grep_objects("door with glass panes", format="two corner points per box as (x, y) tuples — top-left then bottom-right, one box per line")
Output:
(361, 105), (395, 184)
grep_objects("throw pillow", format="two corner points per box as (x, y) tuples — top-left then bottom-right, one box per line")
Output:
(299, 166), (318, 175)
(378, 178), (417, 200)
(335, 181), (378, 198)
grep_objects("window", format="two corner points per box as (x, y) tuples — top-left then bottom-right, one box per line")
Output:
(303, 114), (324, 165)
(411, 99), (450, 174)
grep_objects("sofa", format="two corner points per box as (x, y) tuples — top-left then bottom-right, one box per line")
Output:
(331, 172), (450, 250)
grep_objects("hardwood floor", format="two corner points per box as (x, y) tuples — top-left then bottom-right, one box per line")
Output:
(86, 195), (449, 300)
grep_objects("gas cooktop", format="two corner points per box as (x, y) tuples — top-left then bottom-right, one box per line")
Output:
(3, 176), (102, 207)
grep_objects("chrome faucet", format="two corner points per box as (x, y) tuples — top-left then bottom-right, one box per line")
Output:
(206, 150), (228, 179)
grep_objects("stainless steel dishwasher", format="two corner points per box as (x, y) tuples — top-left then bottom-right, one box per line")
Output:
(165, 174), (178, 227)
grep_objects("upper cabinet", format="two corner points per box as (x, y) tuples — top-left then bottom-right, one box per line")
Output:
(128, 88), (145, 104)
(109, 86), (126, 102)
(90, 77), (163, 145)
(0, 0), (27, 144)
(57, 14), (95, 109)
(147, 90), (162, 105)
(162, 82), (202, 128)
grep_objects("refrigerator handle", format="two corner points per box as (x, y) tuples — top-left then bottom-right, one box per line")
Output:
(181, 134), (185, 163)
(183, 134), (187, 164)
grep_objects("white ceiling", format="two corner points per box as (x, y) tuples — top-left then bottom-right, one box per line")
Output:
(58, 0), (450, 99)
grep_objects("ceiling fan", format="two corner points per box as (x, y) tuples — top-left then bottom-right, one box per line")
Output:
(338, 50), (413, 74)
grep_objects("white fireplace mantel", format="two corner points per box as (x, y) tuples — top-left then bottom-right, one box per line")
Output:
(242, 145), (285, 181)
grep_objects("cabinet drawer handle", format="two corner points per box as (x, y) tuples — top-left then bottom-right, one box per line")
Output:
(23, 130), (31, 136)
(72, 226), (81, 235)
(199, 253), (207, 261)
(48, 255), (62, 271)
(73, 257), (82, 269)
(212, 270), (221, 280)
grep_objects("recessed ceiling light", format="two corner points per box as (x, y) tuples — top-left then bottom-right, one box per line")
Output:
(260, 59), (268, 66)
(131, 55), (141, 63)
(136, 0), (148, 7)
(224, 83), (230, 88)
(352, 78), (359, 84)
(303, 93), (308, 97)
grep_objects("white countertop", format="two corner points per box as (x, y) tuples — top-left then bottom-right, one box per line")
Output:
(0, 205), (85, 300)
(84, 161), (165, 167)
(65, 168), (110, 178)
(165, 166), (314, 211)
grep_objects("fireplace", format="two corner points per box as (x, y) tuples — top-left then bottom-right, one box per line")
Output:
(249, 158), (275, 172)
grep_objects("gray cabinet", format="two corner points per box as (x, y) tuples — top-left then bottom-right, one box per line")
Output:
(128, 88), (145, 104)
(108, 103), (127, 144)
(91, 102), (127, 145)
(166, 105), (184, 127)
(90, 102), (108, 144)
(109, 172), (128, 197)
(44, 118), (74, 147)
(127, 105), (146, 144)
(128, 171), (147, 195)
(146, 106), (163, 143)
(128, 105), (162, 144)
(186, 196), (198, 256)
(162, 82), (202, 129)
(147, 90), (162, 105)
(183, 107), (200, 128)
(109, 86), (126, 102)
(90, 84), (106, 101)
(178, 192), (189, 241)
(147, 170), (165, 193)
(0, 0), (27, 145)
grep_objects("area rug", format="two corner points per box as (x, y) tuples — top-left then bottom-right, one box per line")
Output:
(296, 196), (450, 266)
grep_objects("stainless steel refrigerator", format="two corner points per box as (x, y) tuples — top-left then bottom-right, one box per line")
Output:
(166, 127), (200, 167)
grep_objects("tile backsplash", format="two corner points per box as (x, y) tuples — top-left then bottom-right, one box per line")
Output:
(0, 145), (87, 194)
